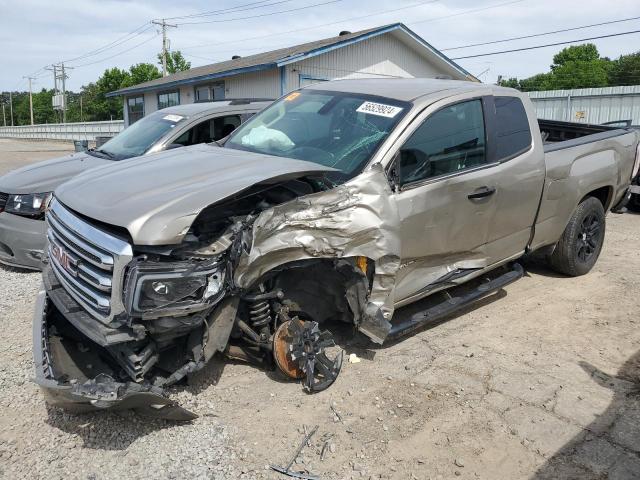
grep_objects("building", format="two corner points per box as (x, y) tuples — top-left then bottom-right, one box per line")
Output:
(528, 85), (640, 126)
(107, 23), (477, 125)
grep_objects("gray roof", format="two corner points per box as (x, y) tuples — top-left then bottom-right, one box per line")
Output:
(304, 78), (490, 102)
(108, 23), (475, 97)
(154, 99), (272, 116)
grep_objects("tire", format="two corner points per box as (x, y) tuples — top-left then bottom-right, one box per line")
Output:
(628, 193), (640, 212)
(548, 197), (606, 277)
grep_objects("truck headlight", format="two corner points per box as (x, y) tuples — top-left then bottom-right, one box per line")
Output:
(5, 192), (52, 217)
(125, 258), (225, 317)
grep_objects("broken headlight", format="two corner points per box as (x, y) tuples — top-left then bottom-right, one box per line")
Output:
(4, 192), (52, 217)
(125, 258), (225, 318)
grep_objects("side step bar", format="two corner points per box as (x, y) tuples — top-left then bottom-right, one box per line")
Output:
(387, 263), (524, 341)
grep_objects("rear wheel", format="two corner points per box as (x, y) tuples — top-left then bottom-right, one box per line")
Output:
(548, 197), (606, 277)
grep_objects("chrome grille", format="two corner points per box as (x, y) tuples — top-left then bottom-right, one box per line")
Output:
(0, 192), (7, 211)
(46, 198), (132, 323)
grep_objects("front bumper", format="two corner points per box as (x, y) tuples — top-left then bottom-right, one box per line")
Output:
(0, 211), (46, 270)
(32, 288), (196, 420)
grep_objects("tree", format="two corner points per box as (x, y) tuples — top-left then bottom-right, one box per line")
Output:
(80, 67), (130, 121)
(609, 51), (640, 86)
(498, 43), (612, 91)
(157, 50), (191, 74)
(121, 63), (161, 88)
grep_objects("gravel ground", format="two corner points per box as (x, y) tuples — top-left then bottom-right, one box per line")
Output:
(0, 140), (638, 479)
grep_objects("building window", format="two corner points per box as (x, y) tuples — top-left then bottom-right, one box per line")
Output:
(157, 90), (180, 110)
(127, 96), (144, 124)
(194, 82), (225, 102)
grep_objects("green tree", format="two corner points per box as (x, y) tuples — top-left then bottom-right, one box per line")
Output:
(121, 63), (161, 88)
(609, 51), (640, 86)
(157, 50), (191, 74)
(498, 44), (612, 92)
(547, 44), (610, 89)
(81, 67), (130, 121)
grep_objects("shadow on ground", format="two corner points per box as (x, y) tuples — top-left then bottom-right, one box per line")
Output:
(532, 350), (640, 479)
(46, 406), (174, 450)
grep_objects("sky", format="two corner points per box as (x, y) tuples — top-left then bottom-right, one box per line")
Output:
(1, 0), (639, 92)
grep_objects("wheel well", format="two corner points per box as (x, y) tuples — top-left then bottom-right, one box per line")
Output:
(581, 186), (612, 210)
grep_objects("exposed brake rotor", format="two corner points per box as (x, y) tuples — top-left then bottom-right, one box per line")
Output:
(273, 317), (343, 393)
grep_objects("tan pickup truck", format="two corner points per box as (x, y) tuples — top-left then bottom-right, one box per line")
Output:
(34, 79), (640, 419)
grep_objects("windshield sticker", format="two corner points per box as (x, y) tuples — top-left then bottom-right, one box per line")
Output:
(163, 114), (184, 123)
(356, 101), (403, 118)
(284, 92), (301, 102)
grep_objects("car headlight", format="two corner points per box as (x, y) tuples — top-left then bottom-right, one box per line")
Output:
(4, 192), (52, 217)
(125, 257), (226, 317)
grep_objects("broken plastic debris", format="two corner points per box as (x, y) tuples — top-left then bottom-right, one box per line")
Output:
(348, 353), (361, 364)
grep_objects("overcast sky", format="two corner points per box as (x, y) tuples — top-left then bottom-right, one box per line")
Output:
(1, 0), (639, 92)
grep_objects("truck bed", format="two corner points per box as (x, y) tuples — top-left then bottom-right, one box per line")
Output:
(539, 119), (629, 152)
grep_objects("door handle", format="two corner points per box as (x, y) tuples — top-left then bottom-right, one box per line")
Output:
(467, 186), (496, 199)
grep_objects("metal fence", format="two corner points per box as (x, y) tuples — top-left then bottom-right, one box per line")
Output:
(0, 120), (124, 141)
(528, 85), (640, 125)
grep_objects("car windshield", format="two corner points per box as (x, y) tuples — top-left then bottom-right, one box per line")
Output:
(90, 111), (187, 160)
(225, 90), (409, 179)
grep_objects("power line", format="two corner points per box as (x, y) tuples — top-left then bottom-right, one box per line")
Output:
(181, 0), (438, 50)
(62, 22), (154, 64)
(442, 16), (640, 51)
(70, 33), (161, 68)
(410, 0), (524, 26)
(164, 0), (295, 21)
(173, 0), (344, 25)
(452, 29), (640, 60)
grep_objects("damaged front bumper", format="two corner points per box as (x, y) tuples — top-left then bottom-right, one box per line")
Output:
(32, 288), (196, 420)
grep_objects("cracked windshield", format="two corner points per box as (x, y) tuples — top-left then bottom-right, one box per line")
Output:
(226, 90), (409, 179)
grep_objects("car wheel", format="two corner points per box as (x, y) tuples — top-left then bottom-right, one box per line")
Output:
(548, 197), (606, 277)
(628, 193), (640, 212)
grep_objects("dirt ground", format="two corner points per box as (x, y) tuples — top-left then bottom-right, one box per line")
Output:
(0, 139), (638, 479)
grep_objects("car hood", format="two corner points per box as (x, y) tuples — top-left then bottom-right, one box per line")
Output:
(56, 144), (335, 245)
(0, 152), (110, 194)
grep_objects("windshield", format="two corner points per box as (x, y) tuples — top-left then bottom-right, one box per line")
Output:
(225, 90), (409, 179)
(91, 111), (187, 160)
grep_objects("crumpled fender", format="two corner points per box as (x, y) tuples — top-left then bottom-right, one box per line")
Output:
(234, 164), (401, 343)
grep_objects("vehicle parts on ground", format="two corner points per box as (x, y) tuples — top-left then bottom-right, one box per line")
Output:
(274, 317), (344, 393)
(270, 425), (320, 480)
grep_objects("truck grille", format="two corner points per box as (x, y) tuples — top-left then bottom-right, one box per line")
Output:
(46, 198), (132, 323)
(0, 192), (7, 211)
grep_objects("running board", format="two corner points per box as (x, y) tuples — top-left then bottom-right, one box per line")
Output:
(387, 263), (524, 341)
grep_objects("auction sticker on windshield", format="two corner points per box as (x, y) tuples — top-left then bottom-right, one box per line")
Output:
(356, 101), (403, 118)
(163, 114), (184, 123)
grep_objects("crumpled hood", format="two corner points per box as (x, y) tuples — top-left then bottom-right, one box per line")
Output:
(56, 144), (335, 245)
(0, 152), (109, 194)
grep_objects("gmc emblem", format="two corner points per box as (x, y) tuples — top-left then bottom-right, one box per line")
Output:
(51, 243), (78, 277)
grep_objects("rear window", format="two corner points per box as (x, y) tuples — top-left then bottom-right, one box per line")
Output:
(494, 96), (532, 161)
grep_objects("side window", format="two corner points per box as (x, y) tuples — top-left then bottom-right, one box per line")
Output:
(494, 96), (532, 161)
(212, 115), (241, 140)
(399, 99), (486, 185)
(171, 115), (242, 147)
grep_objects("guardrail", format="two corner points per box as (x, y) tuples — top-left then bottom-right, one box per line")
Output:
(0, 120), (124, 141)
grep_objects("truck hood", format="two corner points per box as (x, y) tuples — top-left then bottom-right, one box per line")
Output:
(56, 144), (335, 245)
(0, 152), (110, 194)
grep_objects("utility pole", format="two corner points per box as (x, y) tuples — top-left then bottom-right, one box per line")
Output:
(80, 94), (83, 122)
(152, 19), (177, 76)
(47, 63), (72, 123)
(23, 76), (35, 125)
(9, 91), (13, 126)
(61, 63), (67, 123)
(2, 103), (6, 127)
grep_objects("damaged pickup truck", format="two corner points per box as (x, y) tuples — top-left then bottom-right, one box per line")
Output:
(34, 79), (640, 419)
